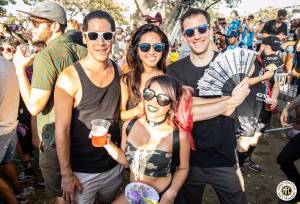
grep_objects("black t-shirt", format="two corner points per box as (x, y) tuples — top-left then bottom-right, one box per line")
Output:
(166, 53), (237, 168)
(262, 19), (287, 36)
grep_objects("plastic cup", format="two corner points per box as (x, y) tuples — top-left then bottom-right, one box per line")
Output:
(21, 44), (36, 57)
(264, 97), (273, 112)
(90, 119), (110, 147)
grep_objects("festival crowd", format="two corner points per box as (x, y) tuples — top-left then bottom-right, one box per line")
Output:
(0, 1), (300, 204)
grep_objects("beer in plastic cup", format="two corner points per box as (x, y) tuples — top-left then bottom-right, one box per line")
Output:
(90, 119), (110, 147)
(264, 97), (273, 112)
(21, 44), (36, 57)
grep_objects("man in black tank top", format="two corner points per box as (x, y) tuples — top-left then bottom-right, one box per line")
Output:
(54, 11), (123, 204)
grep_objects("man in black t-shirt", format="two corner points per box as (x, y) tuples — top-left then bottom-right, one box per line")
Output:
(167, 8), (249, 204)
(262, 9), (288, 41)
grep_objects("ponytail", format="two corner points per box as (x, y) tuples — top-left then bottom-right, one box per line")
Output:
(174, 86), (195, 150)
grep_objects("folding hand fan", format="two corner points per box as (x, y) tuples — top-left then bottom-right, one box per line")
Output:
(197, 48), (257, 96)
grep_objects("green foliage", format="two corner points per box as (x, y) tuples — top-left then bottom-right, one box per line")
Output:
(60, 0), (128, 25)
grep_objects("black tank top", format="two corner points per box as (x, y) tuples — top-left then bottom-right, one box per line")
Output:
(70, 61), (120, 173)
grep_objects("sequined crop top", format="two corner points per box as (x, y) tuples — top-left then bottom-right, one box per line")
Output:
(125, 141), (172, 178)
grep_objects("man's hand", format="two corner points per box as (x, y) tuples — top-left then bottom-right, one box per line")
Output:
(13, 46), (35, 72)
(280, 107), (289, 127)
(61, 173), (83, 204)
(271, 98), (278, 110)
(262, 70), (275, 80)
(230, 78), (250, 107)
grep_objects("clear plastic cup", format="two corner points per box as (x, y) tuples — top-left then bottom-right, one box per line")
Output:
(90, 119), (111, 147)
(21, 44), (36, 57)
(264, 97), (273, 112)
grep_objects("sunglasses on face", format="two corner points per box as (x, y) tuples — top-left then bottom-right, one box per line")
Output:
(0, 46), (15, 53)
(143, 88), (172, 107)
(30, 18), (53, 28)
(183, 24), (209, 38)
(84, 31), (114, 41)
(138, 43), (165, 53)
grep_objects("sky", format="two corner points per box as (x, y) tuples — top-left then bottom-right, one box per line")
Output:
(5, 0), (300, 18)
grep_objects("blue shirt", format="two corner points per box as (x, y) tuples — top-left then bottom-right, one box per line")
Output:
(241, 24), (254, 47)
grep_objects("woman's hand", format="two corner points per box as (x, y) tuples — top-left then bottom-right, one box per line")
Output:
(159, 189), (177, 204)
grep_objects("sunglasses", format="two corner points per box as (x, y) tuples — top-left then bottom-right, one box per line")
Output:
(183, 24), (209, 37)
(84, 31), (114, 41)
(138, 43), (165, 53)
(30, 18), (53, 28)
(0, 46), (15, 53)
(143, 88), (172, 107)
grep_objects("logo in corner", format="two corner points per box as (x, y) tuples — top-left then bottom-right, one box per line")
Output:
(277, 180), (297, 201)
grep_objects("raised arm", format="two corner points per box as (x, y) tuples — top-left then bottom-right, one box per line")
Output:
(13, 48), (51, 116)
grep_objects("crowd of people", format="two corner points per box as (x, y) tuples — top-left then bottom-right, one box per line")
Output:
(0, 1), (300, 204)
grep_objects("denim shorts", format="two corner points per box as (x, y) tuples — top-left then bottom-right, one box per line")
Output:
(0, 129), (18, 164)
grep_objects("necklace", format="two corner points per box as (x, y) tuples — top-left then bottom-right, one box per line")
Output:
(146, 117), (167, 127)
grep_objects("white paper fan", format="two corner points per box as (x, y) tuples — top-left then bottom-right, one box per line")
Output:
(197, 48), (257, 96)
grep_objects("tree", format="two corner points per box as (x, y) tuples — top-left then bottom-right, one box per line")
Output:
(57, 0), (128, 25)
(0, 0), (16, 16)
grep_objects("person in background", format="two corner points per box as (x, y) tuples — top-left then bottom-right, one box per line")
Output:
(0, 56), (29, 204)
(14, 1), (87, 203)
(255, 19), (266, 52)
(262, 9), (288, 41)
(223, 30), (246, 51)
(241, 15), (255, 50)
(278, 94), (300, 202)
(65, 19), (84, 46)
(143, 12), (163, 27)
(226, 10), (241, 37)
(0, 38), (18, 61)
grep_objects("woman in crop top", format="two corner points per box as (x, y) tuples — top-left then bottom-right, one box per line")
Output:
(120, 24), (169, 121)
(105, 75), (194, 204)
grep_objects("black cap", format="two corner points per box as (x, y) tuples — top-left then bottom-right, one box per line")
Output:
(262, 36), (282, 51)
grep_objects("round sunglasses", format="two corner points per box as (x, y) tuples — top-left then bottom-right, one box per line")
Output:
(143, 88), (172, 107)
(84, 31), (114, 41)
(138, 43), (165, 53)
(0, 46), (15, 53)
(183, 24), (209, 38)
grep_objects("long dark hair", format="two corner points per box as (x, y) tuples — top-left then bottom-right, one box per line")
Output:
(123, 24), (169, 107)
(145, 75), (195, 149)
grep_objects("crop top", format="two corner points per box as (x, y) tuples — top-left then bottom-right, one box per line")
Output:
(125, 140), (172, 178)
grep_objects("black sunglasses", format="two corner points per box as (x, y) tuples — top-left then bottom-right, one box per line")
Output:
(138, 43), (165, 53)
(183, 24), (209, 37)
(84, 31), (114, 41)
(143, 88), (172, 107)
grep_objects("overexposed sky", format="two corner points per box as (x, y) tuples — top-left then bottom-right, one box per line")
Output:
(5, 0), (300, 18)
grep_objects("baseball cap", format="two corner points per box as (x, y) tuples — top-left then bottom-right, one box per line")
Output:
(262, 36), (282, 51)
(18, 1), (67, 25)
(143, 12), (162, 24)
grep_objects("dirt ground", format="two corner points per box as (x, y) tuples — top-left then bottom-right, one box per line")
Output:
(21, 131), (298, 204)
